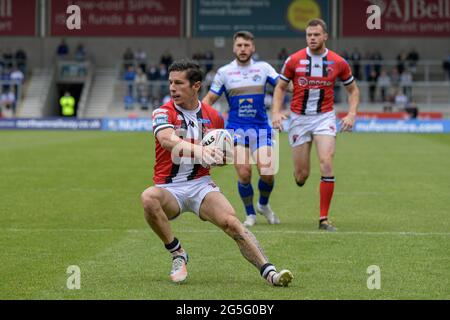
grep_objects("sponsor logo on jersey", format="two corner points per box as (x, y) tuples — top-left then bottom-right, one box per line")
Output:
(298, 77), (333, 87)
(300, 59), (310, 65)
(153, 114), (169, 125)
(295, 67), (309, 73)
(323, 61), (335, 65)
(252, 74), (262, 82)
(313, 63), (321, 68)
(198, 118), (211, 124)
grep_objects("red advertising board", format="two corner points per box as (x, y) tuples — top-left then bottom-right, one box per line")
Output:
(0, 0), (36, 36)
(341, 0), (450, 37)
(50, 0), (182, 36)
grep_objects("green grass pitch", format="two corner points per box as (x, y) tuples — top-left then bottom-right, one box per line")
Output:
(0, 131), (449, 299)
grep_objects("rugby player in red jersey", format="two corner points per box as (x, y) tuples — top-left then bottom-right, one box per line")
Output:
(141, 59), (293, 286)
(272, 19), (360, 232)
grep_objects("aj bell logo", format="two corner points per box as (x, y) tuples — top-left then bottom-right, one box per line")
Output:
(66, 5), (81, 30)
(367, 4), (382, 30)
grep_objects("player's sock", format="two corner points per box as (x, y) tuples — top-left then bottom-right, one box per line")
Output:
(260, 263), (277, 283)
(238, 182), (256, 216)
(258, 178), (274, 206)
(320, 176), (335, 221)
(165, 237), (186, 260)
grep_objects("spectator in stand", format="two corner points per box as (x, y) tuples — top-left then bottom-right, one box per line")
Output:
(204, 50), (214, 73)
(135, 48), (148, 73)
(204, 68), (216, 91)
(147, 64), (160, 103)
(123, 47), (135, 70)
(400, 69), (413, 99)
(390, 68), (400, 90)
(341, 50), (350, 62)
(160, 50), (173, 71)
(363, 50), (373, 81)
(10, 66), (24, 101)
(56, 39), (70, 59)
(3, 49), (14, 68)
(394, 89), (408, 109)
(123, 66), (136, 96)
(396, 50), (407, 74)
(443, 52), (450, 81)
(407, 48), (419, 74)
(135, 67), (149, 110)
(372, 50), (383, 77)
(377, 70), (391, 103)
(15, 48), (27, 73)
(0, 88), (16, 117)
(368, 69), (378, 103)
(158, 63), (169, 98)
(404, 100), (419, 119)
(350, 47), (362, 80)
(74, 43), (87, 62)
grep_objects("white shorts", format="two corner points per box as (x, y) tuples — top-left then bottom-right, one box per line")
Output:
(155, 176), (220, 219)
(288, 111), (337, 147)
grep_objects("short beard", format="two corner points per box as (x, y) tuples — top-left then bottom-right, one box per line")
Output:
(236, 55), (251, 64)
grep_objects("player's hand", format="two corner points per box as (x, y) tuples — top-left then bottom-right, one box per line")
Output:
(272, 112), (287, 131)
(340, 113), (356, 132)
(202, 146), (224, 167)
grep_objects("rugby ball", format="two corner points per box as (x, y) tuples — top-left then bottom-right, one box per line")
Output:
(201, 129), (234, 166)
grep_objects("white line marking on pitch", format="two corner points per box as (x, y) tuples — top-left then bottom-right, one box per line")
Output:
(2, 228), (450, 237)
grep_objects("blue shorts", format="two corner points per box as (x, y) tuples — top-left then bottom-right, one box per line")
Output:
(226, 123), (273, 154)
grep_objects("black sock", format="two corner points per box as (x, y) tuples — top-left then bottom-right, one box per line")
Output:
(164, 237), (181, 254)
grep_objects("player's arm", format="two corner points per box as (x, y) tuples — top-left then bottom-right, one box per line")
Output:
(272, 78), (289, 131)
(340, 81), (360, 132)
(156, 127), (222, 166)
(202, 91), (221, 106)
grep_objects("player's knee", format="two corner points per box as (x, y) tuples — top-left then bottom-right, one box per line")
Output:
(141, 189), (161, 213)
(294, 171), (309, 187)
(237, 169), (252, 184)
(222, 215), (242, 236)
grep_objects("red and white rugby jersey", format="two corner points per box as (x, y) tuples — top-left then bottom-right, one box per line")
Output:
(280, 47), (354, 115)
(151, 99), (224, 185)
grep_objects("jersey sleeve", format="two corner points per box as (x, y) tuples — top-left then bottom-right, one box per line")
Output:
(264, 62), (279, 87)
(280, 56), (294, 82)
(209, 69), (226, 96)
(339, 59), (355, 86)
(211, 109), (225, 129)
(152, 107), (174, 136)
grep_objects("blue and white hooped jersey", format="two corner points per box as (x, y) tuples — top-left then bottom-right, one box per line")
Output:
(209, 59), (279, 127)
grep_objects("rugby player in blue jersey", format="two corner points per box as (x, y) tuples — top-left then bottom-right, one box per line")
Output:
(203, 31), (281, 227)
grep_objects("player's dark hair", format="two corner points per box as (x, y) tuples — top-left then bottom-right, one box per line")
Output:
(168, 59), (203, 85)
(233, 30), (254, 42)
(306, 18), (328, 33)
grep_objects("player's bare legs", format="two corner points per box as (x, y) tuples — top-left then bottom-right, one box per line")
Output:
(199, 191), (293, 286)
(292, 141), (312, 187)
(314, 135), (337, 231)
(234, 145), (257, 226)
(141, 186), (180, 242)
(254, 145), (280, 224)
(141, 186), (189, 282)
